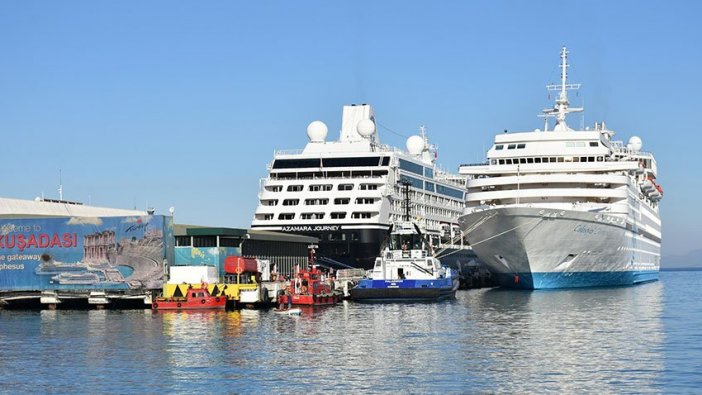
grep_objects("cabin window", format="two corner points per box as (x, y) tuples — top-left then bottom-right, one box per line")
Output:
(519, 158), (526, 164)
(495, 145), (504, 150)
(356, 198), (375, 204)
(282, 199), (299, 206)
(331, 212), (346, 219)
(351, 212), (373, 219)
(305, 198), (328, 205)
(589, 142), (599, 147)
(310, 184), (332, 191)
(597, 156), (604, 162)
(360, 184), (379, 190)
(527, 158), (534, 164)
(550, 157), (557, 163)
(499, 159), (505, 165)
(517, 143), (526, 149)
(278, 213), (295, 220)
(338, 184), (354, 191)
(507, 144), (516, 149)
(266, 185), (283, 192)
(334, 198), (350, 205)
(287, 185), (303, 192)
(558, 157), (566, 162)
(534, 158), (541, 163)
(588, 157), (595, 162)
(262, 199), (278, 206)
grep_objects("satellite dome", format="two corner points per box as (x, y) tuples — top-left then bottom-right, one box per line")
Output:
(356, 119), (376, 138)
(628, 136), (643, 152)
(307, 121), (328, 143)
(406, 135), (425, 155)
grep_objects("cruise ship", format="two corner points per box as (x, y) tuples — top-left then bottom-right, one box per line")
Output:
(458, 47), (662, 289)
(251, 104), (476, 272)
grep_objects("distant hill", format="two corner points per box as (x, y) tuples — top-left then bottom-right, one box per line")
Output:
(662, 249), (702, 270)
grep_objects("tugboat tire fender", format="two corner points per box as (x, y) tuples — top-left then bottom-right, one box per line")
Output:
(201, 299), (206, 305)
(176, 303), (182, 308)
(153, 303), (158, 309)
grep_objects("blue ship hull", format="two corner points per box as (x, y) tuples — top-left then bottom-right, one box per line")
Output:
(350, 278), (458, 302)
(495, 270), (660, 290)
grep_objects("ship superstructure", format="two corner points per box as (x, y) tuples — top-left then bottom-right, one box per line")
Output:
(251, 104), (470, 270)
(458, 47), (662, 289)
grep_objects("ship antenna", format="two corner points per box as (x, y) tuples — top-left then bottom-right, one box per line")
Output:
(400, 179), (412, 222)
(540, 46), (583, 131)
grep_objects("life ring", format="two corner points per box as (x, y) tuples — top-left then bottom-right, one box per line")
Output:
(153, 303), (159, 309)
(300, 285), (308, 294)
(201, 299), (206, 305)
(176, 303), (182, 308)
(216, 297), (221, 302)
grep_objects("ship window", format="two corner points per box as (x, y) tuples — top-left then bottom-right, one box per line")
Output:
(282, 199), (299, 206)
(330, 212), (346, 219)
(322, 156), (387, 168)
(517, 143), (526, 149)
(262, 199), (278, 206)
(424, 167), (434, 178)
(266, 185), (283, 192)
(305, 198), (328, 205)
(499, 159), (505, 165)
(272, 158), (322, 169)
(399, 159), (424, 175)
(519, 158), (526, 164)
(399, 175), (423, 189)
(334, 198), (350, 205)
(597, 156), (603, 162)
(287, 185), (303, 192)
(300, 213), (312, 220)
(495, 145), (504, 150)
(351, 212), (373, 219)
(550, 157), (557, 163)
(534, 158), (541, 163)
(589, 142), (599, 147)
(360, 184), (379, 190)
(507, 144), (516, 149)
(356, 198), (375, 204)
(310, 184), (332, 191)
(527, 158), (534, 164)
(338, 184), (354, 191)
(572, 157), (579, 162)
(504, 159), (512, 164)
(278, 213), (295, 220)
(424, 181), (435, 192)
(588, 157), (595, 162)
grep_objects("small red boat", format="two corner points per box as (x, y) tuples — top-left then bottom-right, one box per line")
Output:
(152, 284), (226, 310)
(278, 266), (341, 307)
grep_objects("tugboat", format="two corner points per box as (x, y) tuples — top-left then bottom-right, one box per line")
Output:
(277, 264), (342, 307)
(152, 283), (226, 310)
(349, 221), (460, 302)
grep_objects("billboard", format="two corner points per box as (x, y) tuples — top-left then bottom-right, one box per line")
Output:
(0, 215), (174, 291)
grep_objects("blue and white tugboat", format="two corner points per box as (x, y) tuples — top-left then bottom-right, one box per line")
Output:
(349, 218), (460, 302)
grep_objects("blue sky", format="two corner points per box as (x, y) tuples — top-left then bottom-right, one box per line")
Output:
(1, 1), (700, 257)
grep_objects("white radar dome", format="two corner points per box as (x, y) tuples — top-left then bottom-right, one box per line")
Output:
(307, 121), (328, 143)
(356, 119), (376, 138)
(628, 136), (643, 152)
(406, 135), (425, 155)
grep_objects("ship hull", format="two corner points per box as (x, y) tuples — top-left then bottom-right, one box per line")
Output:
(458, 207), (660, 289)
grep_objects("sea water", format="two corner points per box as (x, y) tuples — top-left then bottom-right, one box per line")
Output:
(1, 271), (700, 393)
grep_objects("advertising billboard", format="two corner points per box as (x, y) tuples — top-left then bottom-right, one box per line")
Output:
(0, 215), (173, 291)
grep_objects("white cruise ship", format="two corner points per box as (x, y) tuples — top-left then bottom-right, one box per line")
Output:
(458, 47), (662, 289)
(251, 104), (477, 272)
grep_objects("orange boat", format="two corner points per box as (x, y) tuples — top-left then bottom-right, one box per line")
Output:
(278, 266), (341, 307)
(152, 284), (226, 310)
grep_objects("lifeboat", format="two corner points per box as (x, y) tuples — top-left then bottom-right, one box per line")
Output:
(641, 179), (655, 193)
(152, 284), (226, 310)
(277, 266), (342, 307)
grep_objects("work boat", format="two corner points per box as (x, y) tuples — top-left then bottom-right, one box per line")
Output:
(349, 221), (459, 302)
(458, 47), (662, 289)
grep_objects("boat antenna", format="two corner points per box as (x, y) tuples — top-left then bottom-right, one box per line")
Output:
(400, 179), (412, 222)
(539, 46), (583, 131)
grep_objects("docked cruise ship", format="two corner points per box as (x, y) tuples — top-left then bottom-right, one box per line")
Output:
(458, 47), (662, 289)
(251, 104), (475, 271)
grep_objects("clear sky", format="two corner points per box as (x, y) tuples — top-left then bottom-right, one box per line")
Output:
(1, 1), (700, 258)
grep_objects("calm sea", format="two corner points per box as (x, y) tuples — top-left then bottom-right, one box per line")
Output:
(1, 271), (701, 394)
